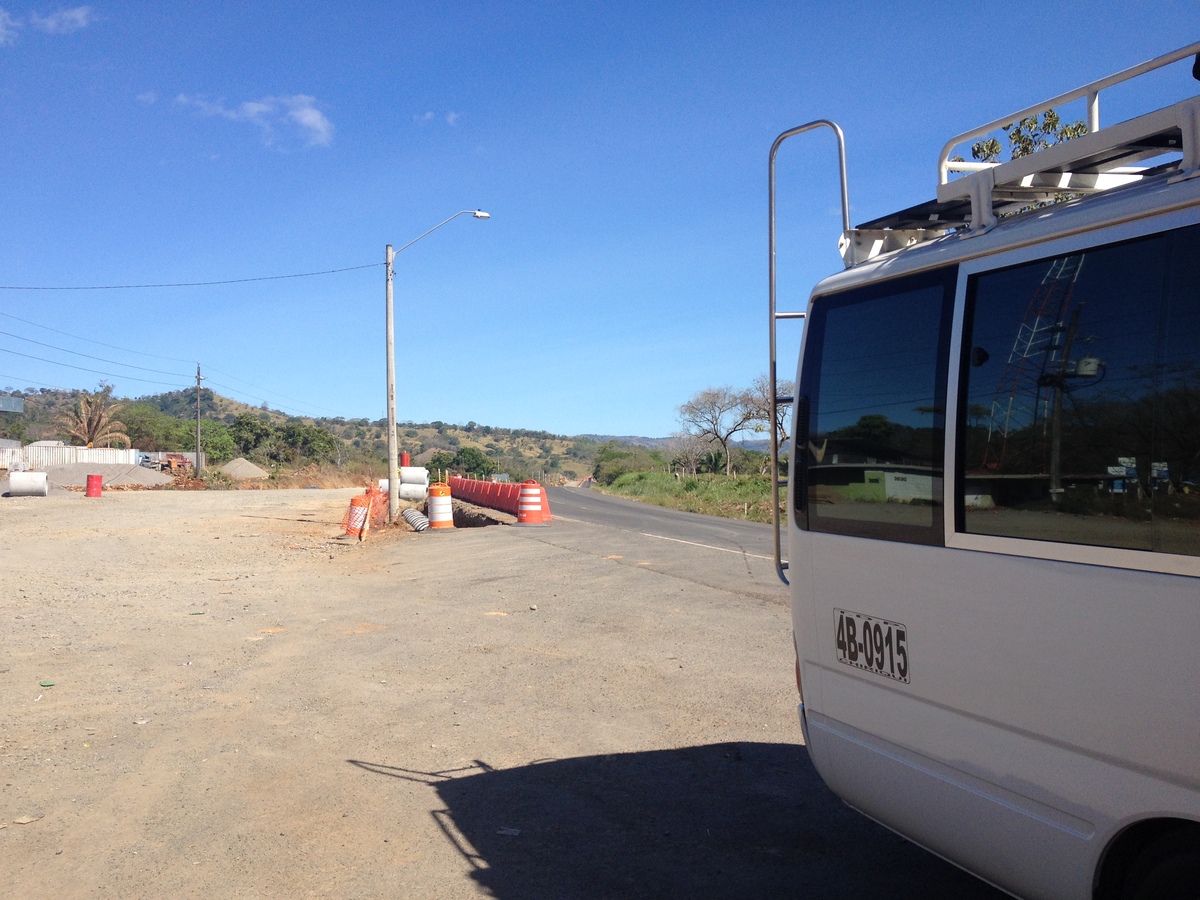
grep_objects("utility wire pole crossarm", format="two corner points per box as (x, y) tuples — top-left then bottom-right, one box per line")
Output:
(386, 210), (491, 522)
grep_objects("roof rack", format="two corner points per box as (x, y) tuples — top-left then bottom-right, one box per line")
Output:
(840, 42), (1200, 266)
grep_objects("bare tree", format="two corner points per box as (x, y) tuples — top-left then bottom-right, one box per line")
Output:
(746, 373), (795, 450)
(678, 387), (755, 476)
(670, 430), (709, 477)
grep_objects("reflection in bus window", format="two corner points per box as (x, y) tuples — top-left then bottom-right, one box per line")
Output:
(961, 225), (1200, 557)
(799, 269), (955, 545)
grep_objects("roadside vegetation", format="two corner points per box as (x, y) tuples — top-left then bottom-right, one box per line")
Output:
(602, 470), (779, 522)
(0, 374), (793, 517)
(589, 375), (791, 523)
(0, 384), (608, 487)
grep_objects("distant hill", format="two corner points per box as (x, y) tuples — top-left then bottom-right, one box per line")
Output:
(579, 435), (772, 453)
(139, 389), (294, 426)
(578, 434), (674, 449)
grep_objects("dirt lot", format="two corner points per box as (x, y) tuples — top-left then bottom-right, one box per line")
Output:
(1, 488), (1001, 898)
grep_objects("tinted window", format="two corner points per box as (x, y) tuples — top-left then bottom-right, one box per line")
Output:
(797, 268), (955, 544)
(960, 225), (1200, 557)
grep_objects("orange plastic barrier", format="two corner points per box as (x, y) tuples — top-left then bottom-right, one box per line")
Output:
(449, 476), (551, 523)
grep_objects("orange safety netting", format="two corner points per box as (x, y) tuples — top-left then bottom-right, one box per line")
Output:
(341, 485), (388, 537)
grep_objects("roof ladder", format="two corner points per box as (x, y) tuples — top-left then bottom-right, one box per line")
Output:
(768, 120), (850, 586)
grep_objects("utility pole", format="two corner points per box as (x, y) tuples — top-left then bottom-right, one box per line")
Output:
(385, 210), (490, 523)
(385, 244), (398, 522)
(196, 364), (204, 478)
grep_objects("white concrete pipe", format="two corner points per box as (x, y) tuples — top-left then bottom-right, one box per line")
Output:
(7, 471), (48, 497)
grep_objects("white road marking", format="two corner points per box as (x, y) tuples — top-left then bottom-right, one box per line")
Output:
(639, 532), (772, 560)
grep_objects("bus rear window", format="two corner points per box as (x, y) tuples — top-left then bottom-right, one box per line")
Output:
(797, 268), (956, 545)
(960, 224), (1200, 558)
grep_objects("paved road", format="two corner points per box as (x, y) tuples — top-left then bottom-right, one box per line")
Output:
(548, 485), (776, 558)
(544, 486), (786, 602)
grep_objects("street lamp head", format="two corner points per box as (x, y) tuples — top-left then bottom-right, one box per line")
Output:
(472, 210), (491, 219)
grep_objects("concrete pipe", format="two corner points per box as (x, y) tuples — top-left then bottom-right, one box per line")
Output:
(8, 471), (48, 497)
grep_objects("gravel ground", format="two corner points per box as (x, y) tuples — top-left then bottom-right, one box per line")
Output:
(1, 488), (1003, 899)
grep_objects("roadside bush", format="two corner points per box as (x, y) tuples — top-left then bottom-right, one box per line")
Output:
(601, 471), (780, 522)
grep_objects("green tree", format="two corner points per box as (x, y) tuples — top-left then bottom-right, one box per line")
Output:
(122, 402), (193, 450)
(451, 446), (496, 477)
(592, 442), (666, 485)
(970, 109), (1087, 163)
(231, 413), (273, 456)
(0, 411), (26, 442)
(200, 420), (237, 464)
(427, 451), (455, 471)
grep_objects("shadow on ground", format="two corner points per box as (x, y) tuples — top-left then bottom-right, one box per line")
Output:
(350, 742), (1006, 899)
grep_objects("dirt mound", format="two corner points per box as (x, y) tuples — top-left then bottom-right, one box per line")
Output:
(221, 457), (269, 479)
(42, 463), (173, 489)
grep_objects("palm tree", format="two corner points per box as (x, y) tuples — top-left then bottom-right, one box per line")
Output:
(56, 385), (131, 448)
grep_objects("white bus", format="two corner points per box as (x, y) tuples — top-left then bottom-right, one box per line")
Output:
(768, 44), (1200, 900)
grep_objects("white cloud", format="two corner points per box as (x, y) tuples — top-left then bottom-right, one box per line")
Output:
(0, 8), (21, 45)
(137, 90), (157, 105)
(30, 5), (92, 34)
(413, 111), (461, 127)
(285, 96), (334, 145)
(176, 93), (334, 148)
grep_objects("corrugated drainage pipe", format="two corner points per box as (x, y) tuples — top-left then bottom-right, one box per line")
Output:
(401, 507), (430, 532)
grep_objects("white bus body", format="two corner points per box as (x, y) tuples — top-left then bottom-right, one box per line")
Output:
(770, 45), (1200, 900)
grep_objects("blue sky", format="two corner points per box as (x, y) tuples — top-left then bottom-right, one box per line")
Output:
(0, 2), (1195, 437)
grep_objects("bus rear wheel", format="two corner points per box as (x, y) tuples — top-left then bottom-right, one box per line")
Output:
(1122, 825), (1200, 900)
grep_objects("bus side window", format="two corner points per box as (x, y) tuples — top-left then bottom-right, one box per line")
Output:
(797, 267), (956, 545)
(960, 224), (1200, 558)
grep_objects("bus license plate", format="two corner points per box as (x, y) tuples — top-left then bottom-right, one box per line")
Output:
(835, 609), (909, 683)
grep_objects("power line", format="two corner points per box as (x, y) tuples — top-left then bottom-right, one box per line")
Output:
(203, 366), (343, 416)
(203, 378), (334, 420)
(0, 312), (345, 422)
(0, 262), (382, 291)
(0, 330), (191, 378)
(0, 311), (196, 363)
(0, 347), (189, 387)
(0, 373), (69, 391)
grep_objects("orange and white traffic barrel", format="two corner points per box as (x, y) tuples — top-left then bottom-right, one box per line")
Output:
(515, 479), (548, 526)
(427, 482), (454, 529)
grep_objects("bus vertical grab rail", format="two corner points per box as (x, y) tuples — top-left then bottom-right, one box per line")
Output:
(768, 119), (849, 586)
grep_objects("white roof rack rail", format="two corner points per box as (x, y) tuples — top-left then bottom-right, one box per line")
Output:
(842, 42), (1200, 265)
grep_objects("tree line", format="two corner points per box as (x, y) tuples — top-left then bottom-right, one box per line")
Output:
(3, 384), (344, 468)
(673, 375), (792, 477)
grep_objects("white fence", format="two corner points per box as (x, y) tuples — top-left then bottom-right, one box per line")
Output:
(0, 446), (142, 470)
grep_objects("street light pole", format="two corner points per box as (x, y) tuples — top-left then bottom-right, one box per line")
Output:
(386, 210), (490, 522)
